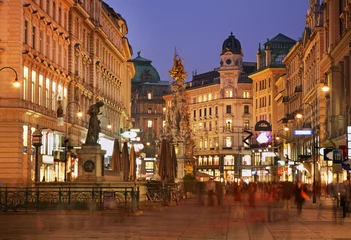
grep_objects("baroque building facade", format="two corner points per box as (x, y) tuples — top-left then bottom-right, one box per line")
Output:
(130, 52), (171, 178)
(164, 34), (256, 182)
(0, 0), (134, 186)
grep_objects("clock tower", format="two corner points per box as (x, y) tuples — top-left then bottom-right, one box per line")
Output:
(218, 32), (243, 97)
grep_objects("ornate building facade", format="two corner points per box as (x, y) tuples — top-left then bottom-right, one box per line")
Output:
(0, 0), (134, 186)
(164, 34), (256, 182)
(250, 33), (296, 182)
(130, 52), (171, 178)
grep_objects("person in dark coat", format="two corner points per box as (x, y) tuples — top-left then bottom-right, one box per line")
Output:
(294, 181), (305, 216)
(340, 180), (350, 218)
(281, 178), (294, 215)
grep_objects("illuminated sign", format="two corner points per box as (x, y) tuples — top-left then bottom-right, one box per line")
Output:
(42, 155), (54, 164)
(293, 129), (313, 136)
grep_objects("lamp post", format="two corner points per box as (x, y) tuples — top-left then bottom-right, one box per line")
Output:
(32, 126), (42, 183)
(62, 100), (82, 182)
(296, 102), (318, 203)
(0, 66), (20, 87)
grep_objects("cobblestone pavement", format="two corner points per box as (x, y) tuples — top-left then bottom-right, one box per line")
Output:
(0, 195), (350, 240)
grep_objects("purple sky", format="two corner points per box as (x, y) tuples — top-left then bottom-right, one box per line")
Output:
(105, 1), (309, 82)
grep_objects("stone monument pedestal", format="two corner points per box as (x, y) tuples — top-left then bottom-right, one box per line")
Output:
(76, 144), (106, 182)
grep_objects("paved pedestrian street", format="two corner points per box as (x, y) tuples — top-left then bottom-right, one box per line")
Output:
(0, 196), (350, 240)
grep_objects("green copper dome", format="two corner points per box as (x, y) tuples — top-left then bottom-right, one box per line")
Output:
(130, 51), (161, 84)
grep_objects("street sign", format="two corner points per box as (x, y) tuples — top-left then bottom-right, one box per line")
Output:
(333, 150), (343, 164)
(323, 148), (333, 161)
(342, 158), (351, 171)
(293, 129), (313, 136)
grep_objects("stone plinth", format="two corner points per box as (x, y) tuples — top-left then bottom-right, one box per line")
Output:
(76, 144), (106, 182)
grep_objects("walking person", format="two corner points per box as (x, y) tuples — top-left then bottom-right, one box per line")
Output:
(294, 181), (307, 216)
(281, 177), (294, 220)
(340, 180), (350, 218)
(207, 178), (216, 206)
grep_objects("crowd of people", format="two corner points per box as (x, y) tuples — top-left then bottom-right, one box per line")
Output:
(196, 178), (351, 221)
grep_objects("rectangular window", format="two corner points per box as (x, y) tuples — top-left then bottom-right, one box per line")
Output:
(52, 1), (56, 20)
(225, 137), (232, 148)
(24, 20), (28, 44)
(199, 109), (202, 117)
(147, 92), (152, 99)
(52, 40), (56, 62)
(244, 105), (249, 114)
(31, 70), (36, 103)
(209, 107), (212, 116)
(226, 105), (231, 114)
(193, 110), (196, 118)
(244, 120), (249, 130)
(39, 31), (43, 52)
(58, 7), (62, 25)
(51, 81), (56, 111)
(46, 35), (50, 57)
(204, 108), (207, 117)
(58, 45), (62, 66)
(23, 125), (28, 148)
(45, 78), (50, 108)
(215, 106), (218, 115)
(148, 107), (152, 114)
(226, 120), (232, 130)
(147, 120), (152, 128)
(32, 26), (36, 49)
(38, 75), (43, 105)
(23, 66), (28, 100)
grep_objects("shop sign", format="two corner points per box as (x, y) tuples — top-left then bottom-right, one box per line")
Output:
(254, 120), (272, 132)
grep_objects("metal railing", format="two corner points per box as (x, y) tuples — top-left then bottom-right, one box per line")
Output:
(0, 186), (139, 213)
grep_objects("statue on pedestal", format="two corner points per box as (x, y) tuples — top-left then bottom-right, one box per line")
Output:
(85, 101), (104, 145)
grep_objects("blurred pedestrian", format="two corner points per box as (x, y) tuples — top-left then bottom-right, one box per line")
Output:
(340, 180), (350, 218)
(294, 181), (307, 216)
(207, 178), (216, 206)
(281, 177), (294, 219)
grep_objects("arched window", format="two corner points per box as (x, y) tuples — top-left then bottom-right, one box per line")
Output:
(147, 91), (152, 100)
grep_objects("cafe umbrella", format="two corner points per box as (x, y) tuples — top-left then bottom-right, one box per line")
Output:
(129, 144), (136, 181)
(111, 139), (121, 171)
(121, 141), (129, 181)
(158, 138), (172, 183)
(170, 143), (177, 181)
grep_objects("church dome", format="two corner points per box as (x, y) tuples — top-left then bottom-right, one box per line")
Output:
(129, 51), (161, 84)
(221, 32), (242, 55)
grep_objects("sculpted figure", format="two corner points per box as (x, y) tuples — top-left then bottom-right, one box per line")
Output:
(85, 101), (104, 145)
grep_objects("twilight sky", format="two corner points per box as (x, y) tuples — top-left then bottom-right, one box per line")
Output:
(105, 1), (309, 82)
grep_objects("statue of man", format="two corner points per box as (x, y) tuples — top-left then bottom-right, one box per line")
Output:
(85, 101), (104, 145)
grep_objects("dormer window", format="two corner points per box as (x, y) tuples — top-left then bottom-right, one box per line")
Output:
(147, 92), (152, 100)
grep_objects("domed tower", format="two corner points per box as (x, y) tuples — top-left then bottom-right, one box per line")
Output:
(219, 32), (243, 72)
(218, 32), (246, 96)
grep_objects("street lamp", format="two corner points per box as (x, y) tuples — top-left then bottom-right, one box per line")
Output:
(296, 102), (318, 203)
(0, 66), (20, 87)
(32, 125), (42, 183)
(99, 116), (112, 130)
